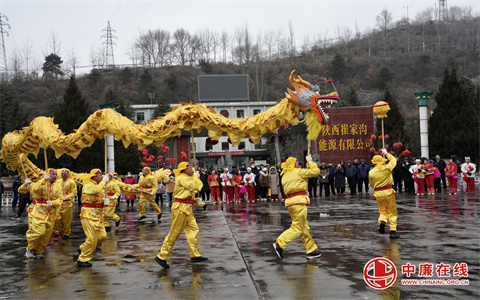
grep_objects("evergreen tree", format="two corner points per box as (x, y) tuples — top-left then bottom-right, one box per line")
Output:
(377, 67), (393, 89)
(429, 68), (479, 161)
(374, 88), (410, 150)
(42, 53), (64, 79)
(342, 86), (362, 106)
(330, 52), (346, 81)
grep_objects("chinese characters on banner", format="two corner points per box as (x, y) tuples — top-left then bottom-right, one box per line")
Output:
(317, 107), (375, 163)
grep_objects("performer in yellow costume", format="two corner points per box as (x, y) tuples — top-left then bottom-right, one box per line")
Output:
(77, 169), (110, 268)
(103, 173), (121, 232)
(135, 167), (162, 221)
(273, 155), (322, 260)
(54, 169), (77, 240)
(155, 162), (207, 269)
(25, 168), (64, 259)
(369, 149), (400, 239)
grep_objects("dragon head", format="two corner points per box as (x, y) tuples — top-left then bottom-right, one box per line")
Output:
(285, 70), (339, 125)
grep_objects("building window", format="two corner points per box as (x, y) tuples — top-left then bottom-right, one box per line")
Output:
(237, 110), (244, 118)
(205, 142), (213, 151)
(253, 109), (261, 115)
(136, 112), (145, 122)
(222, 142), (229, 150)
(238, 141), (245, 150)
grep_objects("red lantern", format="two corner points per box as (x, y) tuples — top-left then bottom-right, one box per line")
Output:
(142, 157), (147, 161)
(398, 142), (403, 147)
(157, 155), (162, 160)
(328, 80), (333, 83)
(146, 158), (152, 163)
(164, 146), (170, 153)
(157, 159), (162, 164)
(385, 145), (389, 149)
(165, 158), (171, 162)
(402, 150), (411, 156)
(161, 144), (166, 149)
(142, 149), (148, 156)
(181, 152), (188, 160)
(171, 158), (177, 165)
(149, 155), (155, 160)
(141, 163), (147, 167)
(370, 135), (376, 140)
(379, 135), (383, 140)
(164, 167), (169, 170)
(374, 151), (378, 155)
(385, 134), (389, 139)
(206, 138), (218, 145)
(389, 151), (394, 155)
(370, 147), (375, 153)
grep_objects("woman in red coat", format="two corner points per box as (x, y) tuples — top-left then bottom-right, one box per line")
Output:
(243, 168), (256, 202)
(445, 159), (458, 195)
(411, 159), (425, 196)
(208, 170), (221, 204)
(232, 170), (243, 203)
(123, 171), (137, 207)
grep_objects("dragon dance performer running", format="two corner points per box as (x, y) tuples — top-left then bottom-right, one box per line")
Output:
(369, 149), (400, 239)
(103, 173), (121, 232)
(135, 167), (162, 221)
(77, 169), (110, 268)
(54, 169), (77, 240)
(272, 155), (322, 260)
(24, 168), (64, 259)
(155, 162), (207, 269)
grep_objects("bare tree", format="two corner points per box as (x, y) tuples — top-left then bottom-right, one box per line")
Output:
(10, 51), (23, 83)
(22, 39), (33, 80)
(376, 8), (393, 54)
(198, 28), (214, 62)
(288, 19), (296, 61)
(263, 30), (275, 61)
(44, 30), (62, 56)
(172, 28), (191, 66)
(232, 25), (253, 66)
(274, 29), (286, 58)
(67, 48), (79, 76)
(220, 30), (229, 63)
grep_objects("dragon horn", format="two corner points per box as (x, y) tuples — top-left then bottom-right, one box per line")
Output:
(289, 70), (312, 89)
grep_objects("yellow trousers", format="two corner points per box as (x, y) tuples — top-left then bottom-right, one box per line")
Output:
(103, 205), (120, 227)
(375, 194), (398, 231)
(26, 217), (54, 254)
(276, 204), (318, 254)
(55, 206), (73, 236)
(138, 195), (161, 217)
(78, 218), (106, 262)
(157, 209), (201, 260)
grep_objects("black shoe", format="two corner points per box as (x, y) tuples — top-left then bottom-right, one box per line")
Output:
(272, 243), (283, 259)
(157, 213), (162, 220)
(390, 231), (400, 239)
(76, 248), (81, 255)
(191, 256), (208, 262)
(77, 261), (92, 268)
(379, 221), (386, 234)
(306, 249), (321, 259)
(62, 235), (70, 240)
(138, 216), (147, 221)
(154, 256), (170, 269)
(105, 227), (111, 232)
(33, 253), (44, 259)
(53, 233), (59, 238)
(115, 219), (121, 227)
(203, 204), (207, 211)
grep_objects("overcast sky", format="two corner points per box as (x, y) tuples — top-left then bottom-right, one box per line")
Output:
(0, 0), (478, 74)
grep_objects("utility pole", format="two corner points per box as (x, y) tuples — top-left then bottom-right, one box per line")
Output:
(102, 21), (117, 68)
(0, 13), (10, 79)
(148, 92), (155, 104)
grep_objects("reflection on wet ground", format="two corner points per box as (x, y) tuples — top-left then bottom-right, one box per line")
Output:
(0, 192), (478, 299)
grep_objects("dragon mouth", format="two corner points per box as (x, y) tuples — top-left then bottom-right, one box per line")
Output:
(315, 93), (339, 124)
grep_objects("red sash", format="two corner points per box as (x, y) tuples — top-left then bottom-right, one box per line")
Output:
(82, 203), (104, 208)
(175, 199), (195, 204)
(375, 185), (393, 192)
(286, 191), (307, 198)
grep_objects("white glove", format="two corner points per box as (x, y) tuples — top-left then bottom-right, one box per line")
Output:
(109, 196), (115, 200)
(104, 198), (110, 205)
(382, 148), (388, 156)
(221, 182), (225, 186)
(46, 200), (53, 206)
(102, 175), (110, 182)
(306, 155), (312, 162)
(195, 197), (203, 205)
(25, 178), (32, 185)
(193, 171), (200, 177)
(44, 173), (51, 180)
(63, 196), (66, 201)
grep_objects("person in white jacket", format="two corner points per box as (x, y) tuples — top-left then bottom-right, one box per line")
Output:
(243, 168), (256, 202)
(461, 157), (476, 194)
(220, 168), (233, 202)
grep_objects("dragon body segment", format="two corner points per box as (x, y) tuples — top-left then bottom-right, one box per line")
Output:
(1, 70), (338, 177)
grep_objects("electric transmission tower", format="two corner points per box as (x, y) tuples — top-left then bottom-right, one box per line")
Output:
(0, 13), (11, 76)
(102, 21), (117, 68)
(439, 0), (448, 21)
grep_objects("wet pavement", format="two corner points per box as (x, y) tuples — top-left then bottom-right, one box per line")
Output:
(0, 191), (479, 299)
